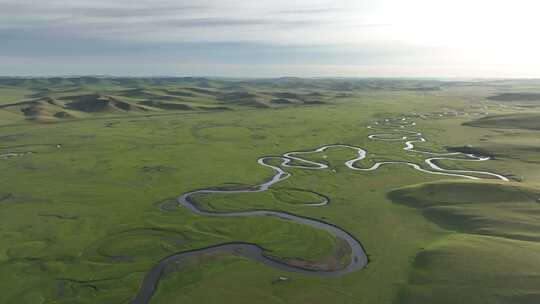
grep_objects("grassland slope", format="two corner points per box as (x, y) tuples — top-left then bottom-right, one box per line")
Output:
(463, 113), (540, 130)
(390, 181), (540, 304)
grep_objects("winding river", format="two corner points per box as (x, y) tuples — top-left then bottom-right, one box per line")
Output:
(131, 116), (508, 304)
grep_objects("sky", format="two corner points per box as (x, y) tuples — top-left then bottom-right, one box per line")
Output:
(1, 0), (540, 78)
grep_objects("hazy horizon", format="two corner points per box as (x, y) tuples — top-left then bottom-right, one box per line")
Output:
(2, 0), (539, 78)
(2, 75), (540, 81)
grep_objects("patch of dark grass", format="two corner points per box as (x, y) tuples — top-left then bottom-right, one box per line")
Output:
(487, 93), (540, 102)
(139, 100), (193, 110)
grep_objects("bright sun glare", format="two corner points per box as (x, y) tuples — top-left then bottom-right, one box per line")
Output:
(379, 0), (540, 67)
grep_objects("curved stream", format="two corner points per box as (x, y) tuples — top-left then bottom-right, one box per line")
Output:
(0, 151), (32, 160)
(367, 117), (509, 181)
(131, 116), (508, 304)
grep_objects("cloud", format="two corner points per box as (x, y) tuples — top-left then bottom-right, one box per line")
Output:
(0, 0), (366, 43)
(156, 17), (321, 29)
(0, 0), (539, 77)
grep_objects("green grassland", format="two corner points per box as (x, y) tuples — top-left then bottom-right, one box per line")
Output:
(0, 87), (35, 105)
(1, 77), (540, 303)
(464, 113), (540, 130)
(487, 92), (540, 102)
(389, 181), (540, 303)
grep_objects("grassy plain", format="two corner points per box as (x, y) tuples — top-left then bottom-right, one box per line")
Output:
(1, 78), (540, 303)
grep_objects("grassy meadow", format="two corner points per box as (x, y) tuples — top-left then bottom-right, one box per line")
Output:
(1, 77), (540, 303)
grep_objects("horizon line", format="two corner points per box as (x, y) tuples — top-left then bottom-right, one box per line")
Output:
(1, 75), (540, 81)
